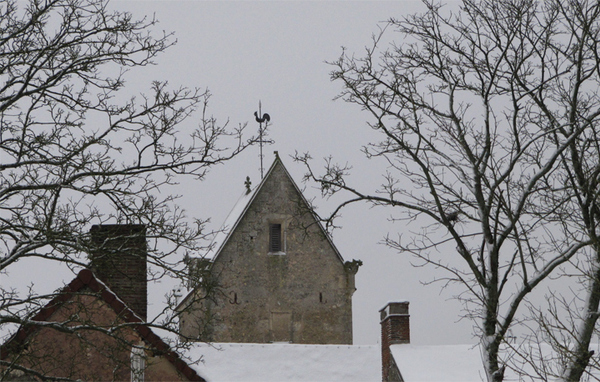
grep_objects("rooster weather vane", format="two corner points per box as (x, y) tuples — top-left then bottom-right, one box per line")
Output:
(254, 101), (272, 179)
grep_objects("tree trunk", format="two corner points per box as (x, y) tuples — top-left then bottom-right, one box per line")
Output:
(563, 248), (600, 381)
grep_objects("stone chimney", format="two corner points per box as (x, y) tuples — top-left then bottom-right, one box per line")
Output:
(89, 224), (147, 321)
(380, 301), (410, 382)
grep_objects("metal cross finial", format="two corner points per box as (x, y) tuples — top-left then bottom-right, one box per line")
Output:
(244, 176), (252, 195)
(254, 101), (272, 179)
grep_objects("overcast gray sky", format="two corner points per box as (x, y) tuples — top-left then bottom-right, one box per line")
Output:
(107, 0), (477, 346)
(104, 0), (476, 346)
(3, 0), (475, 347)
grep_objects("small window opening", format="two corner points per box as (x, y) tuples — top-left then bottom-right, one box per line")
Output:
(269, 223), (282, 253)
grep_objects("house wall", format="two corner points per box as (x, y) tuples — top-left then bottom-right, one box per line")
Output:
(2, 290), (190, 381)
(179, 160), (357, 344)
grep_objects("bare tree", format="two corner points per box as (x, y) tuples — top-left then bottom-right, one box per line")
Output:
(296, 0), (600, 380)
(524, 1), (600, 376)
(0, 0), (252, 379)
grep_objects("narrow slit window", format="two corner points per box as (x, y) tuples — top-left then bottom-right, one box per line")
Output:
(269, 223), (282, 252)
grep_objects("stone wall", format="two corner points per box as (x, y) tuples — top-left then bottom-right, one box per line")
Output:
(179, 158), (357, 344)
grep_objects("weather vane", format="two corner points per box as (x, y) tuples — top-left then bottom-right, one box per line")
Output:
(254, 101), (272, 179)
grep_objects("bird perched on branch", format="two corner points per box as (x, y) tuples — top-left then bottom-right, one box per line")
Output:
(254, 112), (270, 123)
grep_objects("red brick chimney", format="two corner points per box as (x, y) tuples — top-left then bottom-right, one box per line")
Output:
(380, 301), (410, 381)
(89, 224), (147, 321)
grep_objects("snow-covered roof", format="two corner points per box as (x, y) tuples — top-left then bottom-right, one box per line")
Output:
(204, 187), (257, 260)
(185, 342), (380, 382)
(391, 344), (486, 381)
(391, 343), (600, 382)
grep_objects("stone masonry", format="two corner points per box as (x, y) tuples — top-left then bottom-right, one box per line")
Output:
(178, 155), (359, 344)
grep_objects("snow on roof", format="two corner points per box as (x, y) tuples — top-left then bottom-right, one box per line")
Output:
(391, 343), (600, 382)
(185, 342), (380, 382)
(391, 344), (486, 382)
(204, 187), (257, 260)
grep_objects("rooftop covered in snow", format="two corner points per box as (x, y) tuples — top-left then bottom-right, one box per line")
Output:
(186, 342), (381, 382)
(390, 343), (600, 382)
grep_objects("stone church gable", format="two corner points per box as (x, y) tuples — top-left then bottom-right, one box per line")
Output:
(178, 153), (359, 344)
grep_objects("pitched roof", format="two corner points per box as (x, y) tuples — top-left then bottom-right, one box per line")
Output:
(391, 344), (485, 381)
(390, 343), (600, 381)
(184, 342), (381, 381)
(204, 153), (344, 264)
(0, 269), (206, 382)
